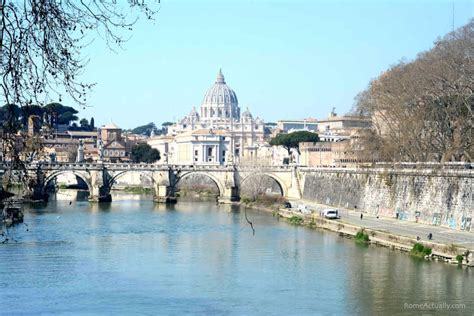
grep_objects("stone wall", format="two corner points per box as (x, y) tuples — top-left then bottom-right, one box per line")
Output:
(301, 168), (473, 232)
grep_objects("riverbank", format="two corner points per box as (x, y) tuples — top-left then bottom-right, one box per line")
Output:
(239, 199), (473, 267)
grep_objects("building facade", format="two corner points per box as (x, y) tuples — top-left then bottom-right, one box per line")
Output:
(151, 70), (267, 165)
(98, 123), (128, 162)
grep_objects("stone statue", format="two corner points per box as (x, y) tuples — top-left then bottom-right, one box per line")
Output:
(98, 139), (104, 161)
(76, 140), (84, 162)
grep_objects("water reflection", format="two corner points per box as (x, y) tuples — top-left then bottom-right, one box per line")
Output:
(0, 193), (472, 315)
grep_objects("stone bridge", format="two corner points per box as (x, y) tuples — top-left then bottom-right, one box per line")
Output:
(14, 162), (303, 203)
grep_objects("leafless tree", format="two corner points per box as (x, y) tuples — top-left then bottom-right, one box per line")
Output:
(240, 157), (272, 201)
(1, 0), (158, 107)
(354, 19), (473, 163)
(0, 1), (159, 196)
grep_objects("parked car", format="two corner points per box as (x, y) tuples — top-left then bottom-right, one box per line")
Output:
(322, 208), (341, 219)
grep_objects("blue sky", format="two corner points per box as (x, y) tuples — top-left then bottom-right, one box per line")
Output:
(70, 0), (473, 128)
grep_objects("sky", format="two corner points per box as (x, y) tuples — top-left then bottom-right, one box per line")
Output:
(66, 0), (473, 129)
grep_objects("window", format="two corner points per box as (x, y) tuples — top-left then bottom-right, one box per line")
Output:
(194, 150), (198, 156)
(208, 147), (213, 156)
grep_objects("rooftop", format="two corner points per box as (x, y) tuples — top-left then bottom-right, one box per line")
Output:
(67, 131), (97, 137)
(102, 122), (121, 129)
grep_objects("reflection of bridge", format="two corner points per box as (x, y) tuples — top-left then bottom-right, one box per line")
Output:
(16, 163), (303, 203)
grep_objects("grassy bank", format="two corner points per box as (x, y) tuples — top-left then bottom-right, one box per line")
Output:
(123, 186), (153, 194)
(240, 194), (286, 213)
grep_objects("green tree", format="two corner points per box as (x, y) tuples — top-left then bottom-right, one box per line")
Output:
(90, 117), (95, 130)
(80, 118), (89, 129)
(131, 143), (161, 163)
(0, 104), (21, 130)
(162, 122), (174, 127)
(44, 103), (79, 126)
(131, 122), (156, 136)
(270, 131), (319, 155)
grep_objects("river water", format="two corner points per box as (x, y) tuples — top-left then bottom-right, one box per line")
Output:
(1, 191), (473, 315)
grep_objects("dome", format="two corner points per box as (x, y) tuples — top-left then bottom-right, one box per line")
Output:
(242, 107), (253, 119)
(202, 69), (238, 105)
(189, 106), (199, 119)
(200, 69), (240, 121)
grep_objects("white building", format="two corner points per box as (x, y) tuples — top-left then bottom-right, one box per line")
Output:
(150, 70), (267, 165)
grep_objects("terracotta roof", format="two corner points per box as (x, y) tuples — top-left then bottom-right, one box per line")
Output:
(67, 131), (97, 137)
(103, 141), (126, 149)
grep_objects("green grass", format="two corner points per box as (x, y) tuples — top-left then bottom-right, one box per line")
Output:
(411, 243), (432, 257)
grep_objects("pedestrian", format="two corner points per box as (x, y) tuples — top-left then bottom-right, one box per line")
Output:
(428, 232), (433, 240)
(416, 236), (420, 241)
(396, 211), (399, 220)
(360, 213), (363, 220)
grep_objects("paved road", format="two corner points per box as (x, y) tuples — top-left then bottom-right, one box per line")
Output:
(292, 199), (474, 250)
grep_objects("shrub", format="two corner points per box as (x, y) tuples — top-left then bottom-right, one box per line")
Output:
(289, 216), (304, 225)
(355, 230), (370, 243)
(255, 194), (286, 207)
(423, 247), (432, 256)
(456, 254), (464, 264)
(411, 243), (432, 258)
(241, 197), (251, 204)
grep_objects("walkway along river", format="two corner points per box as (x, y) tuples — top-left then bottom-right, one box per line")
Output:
(0, 191), (473, 314)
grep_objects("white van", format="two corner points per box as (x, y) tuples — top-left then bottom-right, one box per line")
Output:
(322, 208), (341, 219)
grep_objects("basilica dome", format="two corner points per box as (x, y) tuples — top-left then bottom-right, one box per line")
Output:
(201, 69), (240, 121)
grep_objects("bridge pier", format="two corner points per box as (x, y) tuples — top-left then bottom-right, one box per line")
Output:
(153, 184), (177, 204)
(88, 169), (113, 202)
(217, 187), (239, 204)
(88, 186), (112, 203)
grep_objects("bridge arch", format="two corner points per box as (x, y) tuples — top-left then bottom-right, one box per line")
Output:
(109, 170), (155, 189)
(175, 171), (225, 197)
(44, 170), (92, 193)
(240, 172), (287, 197)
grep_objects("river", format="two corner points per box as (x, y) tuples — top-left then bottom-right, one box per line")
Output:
(1, 191), (473, 315)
